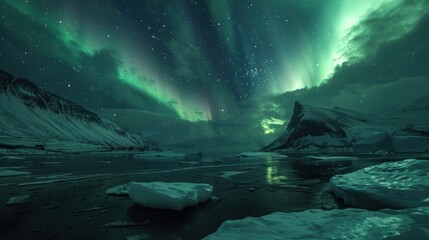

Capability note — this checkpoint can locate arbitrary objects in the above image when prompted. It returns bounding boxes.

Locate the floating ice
[128,182,213,211]
[219,171,247,179]
[7,194,31,205]
[200,157,224,163]
[203,208,429,239]
[330,159,429,209]
[102,219,149,228]
[106,183,131,196]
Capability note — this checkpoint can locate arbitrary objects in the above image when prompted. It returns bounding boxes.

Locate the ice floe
[102,219,149,228]
[218,171,247,179]
[200,157,224,163]
[106,183,131,196]
[6,194,31,205]
[203,208,429,239]
[128,181,213,210]
[330,159,429,209]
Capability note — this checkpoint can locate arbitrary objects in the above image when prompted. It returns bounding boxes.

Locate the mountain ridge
[263,100,429,153]
[0,69,150,154]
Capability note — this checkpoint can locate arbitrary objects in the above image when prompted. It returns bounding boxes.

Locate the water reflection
[265,157,288,185]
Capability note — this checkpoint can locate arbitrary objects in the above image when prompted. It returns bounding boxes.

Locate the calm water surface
[0,152,426,240]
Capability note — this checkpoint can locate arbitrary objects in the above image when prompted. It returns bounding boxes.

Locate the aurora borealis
[1,0,429,148]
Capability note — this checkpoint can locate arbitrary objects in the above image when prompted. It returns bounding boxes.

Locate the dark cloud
[265,3,429,120]
[0,2,176,114]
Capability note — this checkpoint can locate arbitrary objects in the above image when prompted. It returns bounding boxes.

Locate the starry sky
[1,0,429,150]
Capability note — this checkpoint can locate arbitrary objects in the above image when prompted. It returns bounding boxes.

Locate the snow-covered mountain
[263,101,429,153]
[0,69,149,153]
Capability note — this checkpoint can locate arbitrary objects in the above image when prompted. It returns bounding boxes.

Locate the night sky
[1,0,429,149]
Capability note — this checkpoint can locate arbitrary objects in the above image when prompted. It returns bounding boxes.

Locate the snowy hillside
[0,69,149,153]
[263,101,429,153]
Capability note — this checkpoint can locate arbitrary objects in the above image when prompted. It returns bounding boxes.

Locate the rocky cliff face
[0,69,149,153]
[263,102,371,151]
[263,101,429,153]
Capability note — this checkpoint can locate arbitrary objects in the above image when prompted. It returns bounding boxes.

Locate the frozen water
[106,183,131,196]
[203,208,429,239]
[7,194,31,205]
[330,159,429,209]
[128,181,213,210]
[218,171,247,179]
[200,157,224,163]
[101,219,149,228]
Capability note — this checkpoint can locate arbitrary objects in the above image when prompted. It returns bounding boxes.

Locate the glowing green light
[261,117,285,134]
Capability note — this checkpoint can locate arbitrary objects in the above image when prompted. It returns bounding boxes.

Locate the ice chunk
[219,171,247,179]
[330,159,429,209]
[102,219,149,228]
[239,152,287,158]
[203,208,429,239]
[128,182,213,211]
[200,157,224,163]
[7,194,31,205]
[0,169,31,177]
[106,183,131,196]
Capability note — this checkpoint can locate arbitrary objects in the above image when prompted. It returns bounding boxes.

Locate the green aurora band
[3,0,428,132]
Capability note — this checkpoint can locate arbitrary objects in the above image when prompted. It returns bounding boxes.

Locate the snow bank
[203,208,429,240]
[330,159,429,209]
[128,182,213,210]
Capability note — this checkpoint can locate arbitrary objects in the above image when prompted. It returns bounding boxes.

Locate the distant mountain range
[264,100,429,153]
[0,69,150,154]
